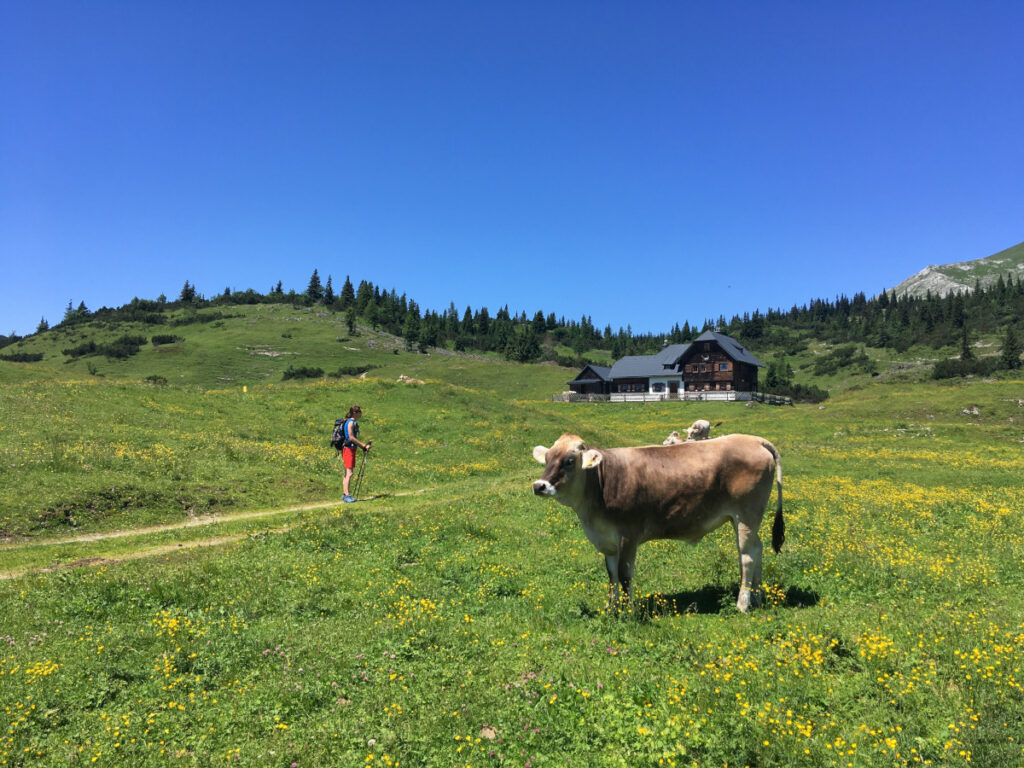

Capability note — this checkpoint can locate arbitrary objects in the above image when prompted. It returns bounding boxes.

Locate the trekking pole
[353,441,372,499]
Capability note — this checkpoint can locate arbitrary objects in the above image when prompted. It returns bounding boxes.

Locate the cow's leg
[733,518,763,612]
[604,554,621,609]
[603,536,639,613]
[616,536,639,601]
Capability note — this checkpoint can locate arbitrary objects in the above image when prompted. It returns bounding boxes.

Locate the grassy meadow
[2,307,1024,766]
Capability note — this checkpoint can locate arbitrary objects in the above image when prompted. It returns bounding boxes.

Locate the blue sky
[3,2,1022,337]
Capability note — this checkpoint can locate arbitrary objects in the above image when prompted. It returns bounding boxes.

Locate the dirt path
[0,532,275,581]
[0,500,341,550]
[0,489,429,581]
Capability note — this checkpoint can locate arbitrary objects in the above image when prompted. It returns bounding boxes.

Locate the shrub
[62,340,98,358]
[62,334,148,360]
[330,365,379,377]
[151,334,184,346]
[0,352,44,363]
[282,365,324,380]
[170,311,238,326]
[811,345,877,376]
[144,375,168,385]
[100,334,148,359]
[770,382,830,403]
[932,357,1000,380]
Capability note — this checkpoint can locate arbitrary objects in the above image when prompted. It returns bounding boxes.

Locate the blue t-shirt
[342,418,359,448]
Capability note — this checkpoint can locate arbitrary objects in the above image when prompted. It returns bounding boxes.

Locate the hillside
[3,325,1024,766]
[0,302,572,394]
[889,239,1024,299]
[2,246,1022,407]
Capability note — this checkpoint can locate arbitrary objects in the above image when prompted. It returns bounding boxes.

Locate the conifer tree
[402,301,421,349]
[340,276,355,309]
[1000,325,1022,370]
[355,280,375,313]
[959,326,974,361]
[179,281,196,303]
[324,275,335,304]
[305,269,323,302]
[532,311,546,334]
[36,317,49,333]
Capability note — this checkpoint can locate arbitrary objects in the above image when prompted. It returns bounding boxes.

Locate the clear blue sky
[3,1,1022,337]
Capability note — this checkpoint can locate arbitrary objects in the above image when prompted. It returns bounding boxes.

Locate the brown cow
[531,433,784,612]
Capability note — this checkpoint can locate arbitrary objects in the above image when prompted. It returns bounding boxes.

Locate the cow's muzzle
[532,480,556,497]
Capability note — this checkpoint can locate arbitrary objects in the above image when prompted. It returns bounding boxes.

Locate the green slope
[0,303,574,396]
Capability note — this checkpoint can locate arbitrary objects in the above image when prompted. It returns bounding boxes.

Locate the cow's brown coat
[532,433,784,612]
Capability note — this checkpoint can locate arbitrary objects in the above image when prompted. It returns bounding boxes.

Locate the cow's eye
[561,457,574,469]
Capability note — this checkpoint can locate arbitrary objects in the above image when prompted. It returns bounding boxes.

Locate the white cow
[686,419,712,441]
[662,419,713,445]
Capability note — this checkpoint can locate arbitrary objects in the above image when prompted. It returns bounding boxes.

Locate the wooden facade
[677,338,759,392]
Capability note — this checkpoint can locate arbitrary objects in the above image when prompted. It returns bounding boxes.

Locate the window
[719,363,730,371]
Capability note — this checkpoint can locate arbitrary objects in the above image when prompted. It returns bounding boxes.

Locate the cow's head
[531,433,602,499]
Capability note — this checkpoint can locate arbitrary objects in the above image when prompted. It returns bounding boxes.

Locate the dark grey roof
[609,355,673,380]
[652,343,691,367]
[693,330,764,367]
[571,365,611,382]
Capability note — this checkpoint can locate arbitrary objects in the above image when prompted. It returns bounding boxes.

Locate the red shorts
[342,446,357,469]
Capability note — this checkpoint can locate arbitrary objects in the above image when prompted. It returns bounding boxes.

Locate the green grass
[2,308,1024,767]
[933,240,1024,283]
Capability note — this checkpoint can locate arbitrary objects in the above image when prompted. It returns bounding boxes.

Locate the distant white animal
[662,419,713,446]
[685,419,712,441]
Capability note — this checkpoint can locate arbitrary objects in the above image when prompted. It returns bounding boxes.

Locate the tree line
[6,268,1022,373]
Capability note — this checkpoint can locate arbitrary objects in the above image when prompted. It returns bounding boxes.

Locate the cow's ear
[532,445,549,465]
[580,449,603,470]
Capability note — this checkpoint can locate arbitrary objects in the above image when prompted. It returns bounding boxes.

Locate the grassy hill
[2,301,1024,766]
[0,303,541,389]
[0,298,1000,400]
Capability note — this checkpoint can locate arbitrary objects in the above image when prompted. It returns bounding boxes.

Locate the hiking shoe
[342,495,356,503]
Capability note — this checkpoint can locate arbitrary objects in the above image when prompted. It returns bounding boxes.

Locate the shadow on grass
[636,583,821,618]
[572,584,821,620]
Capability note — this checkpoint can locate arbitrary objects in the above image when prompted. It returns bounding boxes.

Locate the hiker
[338,405,371,503]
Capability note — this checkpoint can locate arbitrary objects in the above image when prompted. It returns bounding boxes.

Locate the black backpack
[330,418,346,449]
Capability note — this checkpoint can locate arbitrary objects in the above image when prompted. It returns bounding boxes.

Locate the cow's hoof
[736,588,762,613]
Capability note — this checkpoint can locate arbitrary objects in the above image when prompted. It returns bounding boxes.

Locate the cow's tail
[762,440,785,553]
